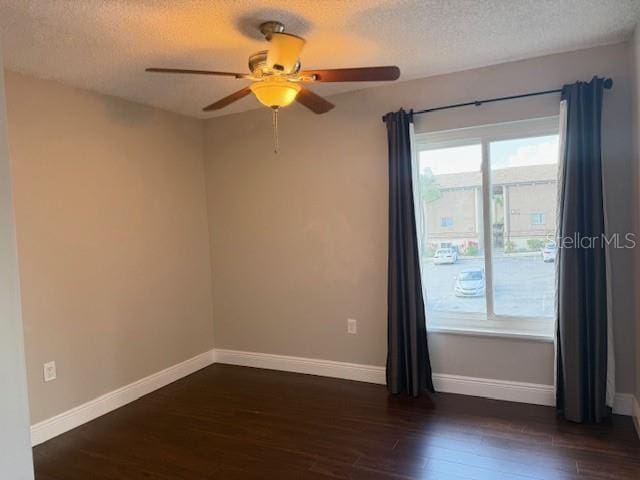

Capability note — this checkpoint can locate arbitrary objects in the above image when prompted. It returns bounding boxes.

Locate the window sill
[427,325,554,343]
[426,311,554,343]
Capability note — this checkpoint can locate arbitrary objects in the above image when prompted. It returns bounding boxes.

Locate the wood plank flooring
[34,364,640,479]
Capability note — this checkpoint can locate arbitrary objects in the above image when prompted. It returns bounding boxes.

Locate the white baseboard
[31,348,634,447]
[214,349,557,406]
[612,393,635,417]
[213,349,386,384]
[431,373,555,406]
[30,350,215,446]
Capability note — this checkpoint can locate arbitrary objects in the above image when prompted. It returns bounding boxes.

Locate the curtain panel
[384,108,434,397]
[556,77,613,423]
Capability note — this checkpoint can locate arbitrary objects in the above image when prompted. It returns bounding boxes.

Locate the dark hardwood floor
[34,364,640,479]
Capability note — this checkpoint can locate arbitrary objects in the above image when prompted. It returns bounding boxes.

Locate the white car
[433,248,458,265]
[542,242,557,262]
[454,268,485,297]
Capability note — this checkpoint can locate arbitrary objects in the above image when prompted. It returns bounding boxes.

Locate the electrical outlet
[43,361,56,382]
[347,318,357,334]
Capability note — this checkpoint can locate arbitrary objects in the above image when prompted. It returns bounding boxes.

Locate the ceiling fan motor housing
[248,51,268,76]
[248,50,301,77]
[259,21,286,40]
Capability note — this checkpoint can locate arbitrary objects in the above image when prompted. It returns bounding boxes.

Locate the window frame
[414,116,560,341]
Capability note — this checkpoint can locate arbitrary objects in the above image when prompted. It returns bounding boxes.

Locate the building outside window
[440,216,454,227]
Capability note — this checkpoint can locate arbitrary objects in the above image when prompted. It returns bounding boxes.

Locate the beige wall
[0,56,33,479]
[5,72,214,423]
[631,26,640,404]
[204,42,634,392]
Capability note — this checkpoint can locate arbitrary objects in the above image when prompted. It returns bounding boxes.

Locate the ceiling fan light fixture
[147,21,401,135]
[250,78,301,108]
[266,32,306,74]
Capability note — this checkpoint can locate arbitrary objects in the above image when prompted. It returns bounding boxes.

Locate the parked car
[454,268,485,297]
[542,242,557,263]
[445,245,460,256]
[433,248,458,265]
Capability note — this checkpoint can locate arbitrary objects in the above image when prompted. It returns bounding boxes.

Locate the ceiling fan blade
[296,87,335,114]
[302,66,400,82]
[203,87,253,111]
[146,68,247,78]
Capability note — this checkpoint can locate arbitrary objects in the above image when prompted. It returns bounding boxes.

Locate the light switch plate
[43,361,56,382]
[347,318,357,334]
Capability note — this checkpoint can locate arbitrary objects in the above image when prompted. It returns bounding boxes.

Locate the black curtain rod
[407,77,613,117]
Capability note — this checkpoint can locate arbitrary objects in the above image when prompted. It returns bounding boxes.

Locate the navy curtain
[556,77,612,423]
[384,108,434,397]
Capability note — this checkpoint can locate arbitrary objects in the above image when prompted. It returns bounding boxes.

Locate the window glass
[418,144,486,316]
[489,135,558,317]
[489,135,559,318]
[415,117,560,337]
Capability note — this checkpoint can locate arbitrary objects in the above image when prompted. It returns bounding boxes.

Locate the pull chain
[272,107,279,154]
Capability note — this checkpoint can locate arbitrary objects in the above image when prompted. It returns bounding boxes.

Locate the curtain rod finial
[603,78,613,90]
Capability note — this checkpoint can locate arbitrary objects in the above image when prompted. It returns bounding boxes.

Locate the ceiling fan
[146,21,401,152]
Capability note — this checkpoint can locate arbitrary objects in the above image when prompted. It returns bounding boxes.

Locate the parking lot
[422,253,556,318]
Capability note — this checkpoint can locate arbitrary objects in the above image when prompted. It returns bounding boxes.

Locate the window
[530,213,545,225]
[415,117,560,338]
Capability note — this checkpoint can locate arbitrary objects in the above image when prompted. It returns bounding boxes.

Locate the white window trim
[414,116,560,340]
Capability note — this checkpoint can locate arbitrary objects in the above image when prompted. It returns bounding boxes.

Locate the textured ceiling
[1,0,639,118]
